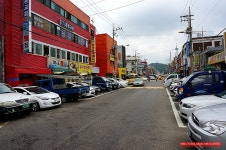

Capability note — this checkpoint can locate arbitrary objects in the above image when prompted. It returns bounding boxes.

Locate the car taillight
[179,87,183,94]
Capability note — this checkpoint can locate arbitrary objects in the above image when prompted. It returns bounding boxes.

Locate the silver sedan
[187,103,226,150]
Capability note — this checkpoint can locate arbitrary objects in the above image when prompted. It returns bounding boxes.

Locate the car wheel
[61,95,67,103]
[32,102,40,112]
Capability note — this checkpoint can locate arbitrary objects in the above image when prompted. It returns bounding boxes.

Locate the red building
[0,0,93,86]
[96,34,118,77]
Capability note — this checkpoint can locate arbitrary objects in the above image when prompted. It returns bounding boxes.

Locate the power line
[89,0,144,16]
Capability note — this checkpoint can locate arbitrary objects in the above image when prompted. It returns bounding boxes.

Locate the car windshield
[134,78,142,81]
[25,87,49,94]
[0,83,15,94]
[215,90,226,99]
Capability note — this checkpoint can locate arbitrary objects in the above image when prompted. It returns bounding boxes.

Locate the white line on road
[0,122,8,129]
[166,88,186,128]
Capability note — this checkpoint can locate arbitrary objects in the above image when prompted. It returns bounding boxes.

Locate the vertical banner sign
[90,39,96,64]
[224,32,226,63]
[23,0,30,52]
[186,42,190,56]
[23,21,29,53]
[23,0,29,18]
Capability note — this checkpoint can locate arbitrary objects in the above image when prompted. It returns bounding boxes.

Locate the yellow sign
[193,54,199,65]
[78,63,92,74]
[110,54,114,61]
[69,61,92,74]
[208,51,225,65]
[90,39,96,64]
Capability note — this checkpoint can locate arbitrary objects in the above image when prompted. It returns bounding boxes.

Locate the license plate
[22,104,29,109]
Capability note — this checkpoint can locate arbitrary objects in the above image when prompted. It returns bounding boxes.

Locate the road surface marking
[0,122,8,129]
[125,86,164,89]
[166,88,186,128]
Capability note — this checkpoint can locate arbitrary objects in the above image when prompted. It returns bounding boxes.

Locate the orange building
[96,34,118,77]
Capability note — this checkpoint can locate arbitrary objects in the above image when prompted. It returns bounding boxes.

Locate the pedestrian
[156,77,158,82]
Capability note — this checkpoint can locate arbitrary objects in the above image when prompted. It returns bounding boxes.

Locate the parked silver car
[179,90,226,120]
[187,103,226,150]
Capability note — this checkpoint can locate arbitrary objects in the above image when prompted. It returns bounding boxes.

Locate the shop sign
[92,67,100,74]
[208,51,225,65]
[48,57,69,70]
[23,21,29,52]
[59,19,74,31]
[110,54,114,61]
[90,39,96,64]
[193,54,199,65]
[23,0,29,18]
[78,63,92,74]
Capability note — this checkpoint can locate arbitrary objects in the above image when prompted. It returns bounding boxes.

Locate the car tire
[32,102,40,112]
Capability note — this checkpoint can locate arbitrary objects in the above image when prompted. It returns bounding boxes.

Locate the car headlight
[202,121,226,135]
[183,103,196,108]
[0,101,17,107]
[36,96,49,100]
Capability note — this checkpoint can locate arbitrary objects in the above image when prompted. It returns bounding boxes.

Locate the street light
[112,25,122,79]
[135,51,140,74]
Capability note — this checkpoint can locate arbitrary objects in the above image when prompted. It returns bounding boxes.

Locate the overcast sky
[70,0,226,64]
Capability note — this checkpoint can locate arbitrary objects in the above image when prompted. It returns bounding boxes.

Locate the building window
[60,8,65,16]
[83,56,86,63]
[74,34,78,43]
[57,49,60,59]
[45,0,51,7]
[50,47,56,57]
[71,15,78,24]
[51,1,60,13]
[50,23,56,35]
[79,55,82,62]
[44,45,49,56]
[56,26,61,36]
[32,42,35,54]
[76,54,79,62]
[72,53,75,61]
[61,50,66,59]
[85,57,88,63]
[35,43,42,55]
[67,51,71,60]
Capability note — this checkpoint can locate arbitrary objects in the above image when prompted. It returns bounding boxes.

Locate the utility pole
[112,24,122,78]
[180,6,193,76]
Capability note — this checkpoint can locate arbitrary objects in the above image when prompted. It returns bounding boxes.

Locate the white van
[164,74,181,87]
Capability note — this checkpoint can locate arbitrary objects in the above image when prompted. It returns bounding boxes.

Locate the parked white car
[14,86,61,111]
[164,73,181,87]
[116,78,128,88]
[179,90,226,120]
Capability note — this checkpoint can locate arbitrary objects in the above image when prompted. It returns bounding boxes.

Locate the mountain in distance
[149,63,167,74]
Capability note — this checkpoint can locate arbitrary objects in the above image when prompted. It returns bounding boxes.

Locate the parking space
[166,88,188,128]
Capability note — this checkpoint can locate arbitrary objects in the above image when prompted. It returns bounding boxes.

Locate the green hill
[149,63,167,73]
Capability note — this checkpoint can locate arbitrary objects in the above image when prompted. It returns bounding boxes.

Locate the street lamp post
[135,51,140,74]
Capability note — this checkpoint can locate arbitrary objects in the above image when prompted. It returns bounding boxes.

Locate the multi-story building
[126,55,142,75]
[173,35,224,76]
[0,0,94,86]
[95,33,118,77]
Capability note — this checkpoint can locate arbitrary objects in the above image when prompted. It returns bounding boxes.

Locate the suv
[92,76,112,91]
[0,83,37,115]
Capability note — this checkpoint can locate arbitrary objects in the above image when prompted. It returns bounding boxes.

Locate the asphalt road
[0,80,195,150]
